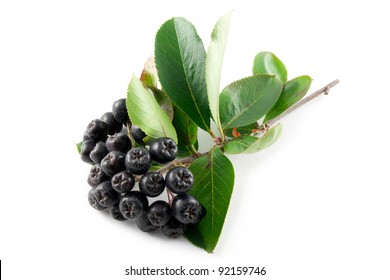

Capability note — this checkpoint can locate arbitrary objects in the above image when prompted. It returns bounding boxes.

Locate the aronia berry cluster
[80,98,205,238]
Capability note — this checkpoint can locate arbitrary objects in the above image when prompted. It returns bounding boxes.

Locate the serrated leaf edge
[154,17,211,132]
[221,74,282,129]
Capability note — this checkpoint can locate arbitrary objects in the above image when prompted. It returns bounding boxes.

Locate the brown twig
[260,79,340,132]
[157,152,208,173]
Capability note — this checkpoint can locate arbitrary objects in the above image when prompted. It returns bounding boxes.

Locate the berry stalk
[126,123,137,148]
[157,152,208,173]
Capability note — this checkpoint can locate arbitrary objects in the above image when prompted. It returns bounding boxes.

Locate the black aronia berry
[130,125,146,145]
[77,13,339,252]
[100,151,126,177]
[119,191,149,219]
[111,171,135,194]
[149,137,178,163]
[78,95,205,239]
[88,164,107,187]
[106,133,132,153]
[165,166,194,194]
[101,112,123,135]
[139,172,165,197]
[147,200,172,227]
[125,147,151,175]
[78,102,204,239]
[85,119,108,142]
[90,141,108,164]
[171,193,203,224]
[94,181,120,207]
[112,98,129,124]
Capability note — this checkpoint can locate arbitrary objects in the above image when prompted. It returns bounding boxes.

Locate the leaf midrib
[131,87,168,136]
[173,20,209,131]
[222,79,276,129]
[129,80,172,138]
[210,148,215,243]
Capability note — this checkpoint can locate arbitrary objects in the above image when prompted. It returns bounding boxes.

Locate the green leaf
[76,141,82,154]
[139,57,174,121]
[224,124,282,154]
[253,52,288,83]
[186,148,235,253]
[172,106,198,146]
[224,122,259,138]
[126,75,177,143]
[177,142,198,157]
[155,17,211,131]
[140,56,158,88]
[264,75,312,122]
[148,163,165,172]
[219,75,283,129]
[148,86,174,121]
[206,12,232,130]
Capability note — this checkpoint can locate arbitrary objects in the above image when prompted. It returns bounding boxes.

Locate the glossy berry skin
[165,166,194,193]
[149,137,178,163]
[88,164,108,187]
[101,112,123,135]
[119,191,148,219]
[83,132,92,142]
[80,140,96,164]
[162,217,187,238]
[109,203,127,221]
[125,147,151,175]
[172,193,203,224]
[106,133,131,153]
[147,200,171,227]
[85,119,108,142]
[136,212,159,232]
[139,172,165,197]
[90,141,108,164]
[93,181,120,207]
[88,189,107,210]
[112,98,129,124]
[130,125,146,145]
[100,151,126,177]
[111,171,135,193]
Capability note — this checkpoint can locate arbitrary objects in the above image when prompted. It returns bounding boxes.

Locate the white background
[1,0,389,279]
